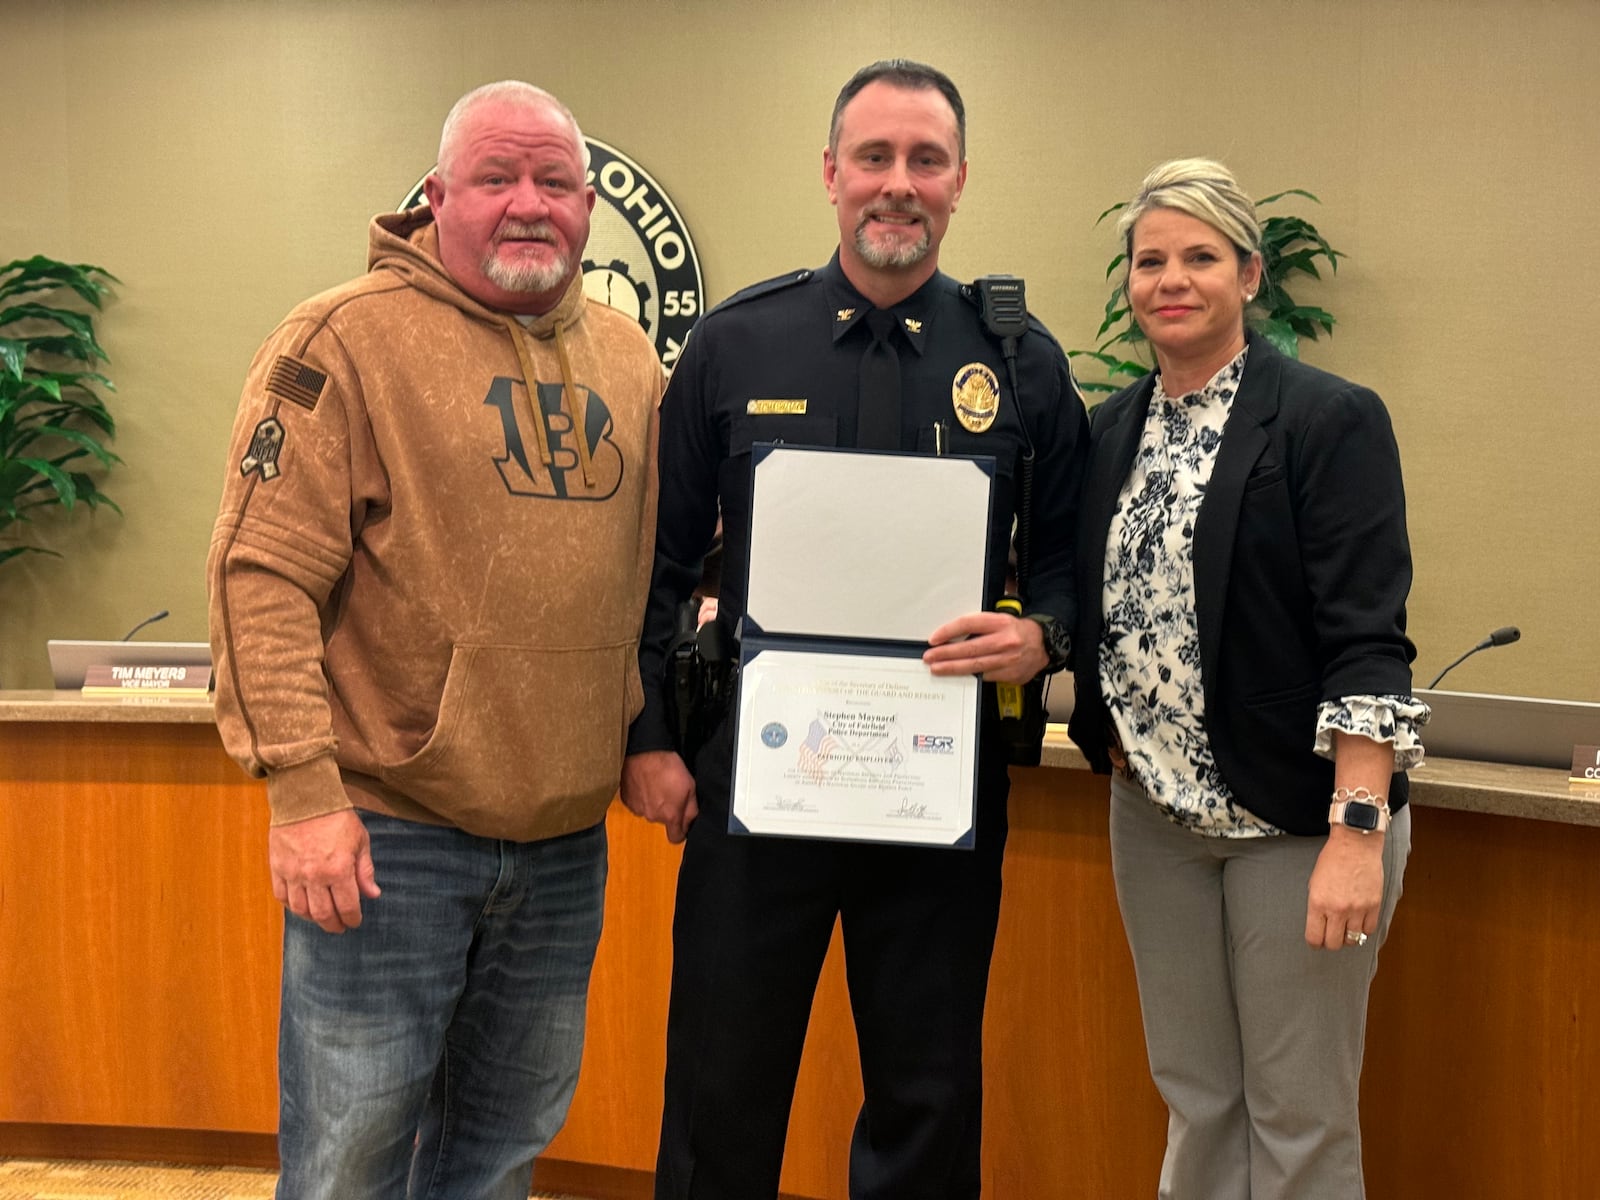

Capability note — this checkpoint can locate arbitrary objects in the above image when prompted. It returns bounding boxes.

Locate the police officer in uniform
[621,60,1089,1199]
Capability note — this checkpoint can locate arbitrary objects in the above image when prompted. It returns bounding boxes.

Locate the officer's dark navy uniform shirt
[629,251,1090,756]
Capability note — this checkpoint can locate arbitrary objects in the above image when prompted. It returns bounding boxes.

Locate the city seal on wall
[401,137,704,371]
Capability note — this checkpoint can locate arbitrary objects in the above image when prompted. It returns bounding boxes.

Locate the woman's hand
[1309,729,1394,949]
[1305,827,1384,950]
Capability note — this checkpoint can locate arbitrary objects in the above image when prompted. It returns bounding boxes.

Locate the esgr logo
[400,137,703,371]
[912,734,955,754]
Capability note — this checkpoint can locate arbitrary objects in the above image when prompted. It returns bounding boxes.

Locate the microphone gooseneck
[121,610,171,641]
[1427,626,1522,689]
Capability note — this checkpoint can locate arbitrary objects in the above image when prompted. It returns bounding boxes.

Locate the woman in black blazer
[1067,159,1425,1199]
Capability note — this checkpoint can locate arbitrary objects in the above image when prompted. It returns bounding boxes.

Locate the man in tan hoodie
[209,81,661,1199]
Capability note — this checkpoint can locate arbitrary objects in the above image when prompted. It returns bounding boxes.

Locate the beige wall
[5,0,1597,700]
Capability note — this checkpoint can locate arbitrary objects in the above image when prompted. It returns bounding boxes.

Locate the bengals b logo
[485,377,622,500]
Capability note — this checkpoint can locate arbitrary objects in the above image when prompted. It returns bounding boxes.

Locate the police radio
[972,276,1048,766]
[993,596,1048,767]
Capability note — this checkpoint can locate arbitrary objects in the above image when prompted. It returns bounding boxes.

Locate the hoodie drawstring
[503,317,596,489]
[552,321,596,488]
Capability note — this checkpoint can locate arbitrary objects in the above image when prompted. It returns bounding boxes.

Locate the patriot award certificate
[731,645,979,846]
[729,445,995,848]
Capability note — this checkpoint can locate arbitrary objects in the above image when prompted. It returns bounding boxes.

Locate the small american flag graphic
[796,719,838,779]
[266,355,328,410]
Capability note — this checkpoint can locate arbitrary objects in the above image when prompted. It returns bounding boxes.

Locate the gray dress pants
[1109,774,1410,1200]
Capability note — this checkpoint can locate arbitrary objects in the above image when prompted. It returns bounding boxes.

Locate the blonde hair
[1116,158,1261,264]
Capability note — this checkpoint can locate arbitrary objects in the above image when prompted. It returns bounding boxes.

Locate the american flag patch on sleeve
[266,356,328,410]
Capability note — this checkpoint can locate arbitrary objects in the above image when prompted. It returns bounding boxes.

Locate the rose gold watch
[1329,787,1391,834]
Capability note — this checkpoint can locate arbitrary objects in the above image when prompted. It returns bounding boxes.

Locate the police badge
[951,362,1001,434]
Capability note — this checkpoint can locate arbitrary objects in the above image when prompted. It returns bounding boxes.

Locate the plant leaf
[1272,248,1324,280]
[0,338,24,381]
[0,303,98,340]
[43,427,122,468]
[1103,326,1147,351]
[9,457,79,507]
[10,334,103,364]
[1094,287,1129,337]
[0,545,61,566]
[1255,318,1300,358]
[0,257,119,307]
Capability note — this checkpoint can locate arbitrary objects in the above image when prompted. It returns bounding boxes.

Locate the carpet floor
[0,1159,275,1199]
[0,1160,584,1200]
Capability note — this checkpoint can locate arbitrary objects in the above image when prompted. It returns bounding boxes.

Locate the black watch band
[1026,614,1072,674]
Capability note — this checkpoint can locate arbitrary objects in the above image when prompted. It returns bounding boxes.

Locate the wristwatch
[1328,787,1392,834]
[1025,614,1072,675]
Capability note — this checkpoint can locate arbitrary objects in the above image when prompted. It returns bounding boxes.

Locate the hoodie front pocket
[378,641,632,840]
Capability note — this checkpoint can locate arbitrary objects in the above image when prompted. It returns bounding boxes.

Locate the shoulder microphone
[974,275,1029,342]
[973,275,1037,585]
[1426,626,1520,689]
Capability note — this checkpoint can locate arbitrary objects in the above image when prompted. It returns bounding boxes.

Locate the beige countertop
[0,688,218,725]
[4,692,1595,825]
[1035,727,1599,826]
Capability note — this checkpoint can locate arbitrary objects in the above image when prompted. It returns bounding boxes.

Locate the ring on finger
[1344,928,1368,947]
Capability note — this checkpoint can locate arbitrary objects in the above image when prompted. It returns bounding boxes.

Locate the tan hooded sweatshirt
[208,208,661,841]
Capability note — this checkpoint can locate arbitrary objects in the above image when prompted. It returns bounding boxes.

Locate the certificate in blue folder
[730,444,995,848]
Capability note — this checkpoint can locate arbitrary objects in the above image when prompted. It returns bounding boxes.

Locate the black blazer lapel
[1193,339,1282,682]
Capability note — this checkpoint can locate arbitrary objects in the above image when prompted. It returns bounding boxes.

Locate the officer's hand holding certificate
[731,446,993,848]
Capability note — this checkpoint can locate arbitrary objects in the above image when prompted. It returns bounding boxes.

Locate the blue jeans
[275,811,607,1200]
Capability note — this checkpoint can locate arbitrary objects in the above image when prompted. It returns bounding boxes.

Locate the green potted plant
[0,255,122,567]
[1069,190,1344,395]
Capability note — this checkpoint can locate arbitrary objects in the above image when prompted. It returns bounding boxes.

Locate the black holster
[665,601,737,765]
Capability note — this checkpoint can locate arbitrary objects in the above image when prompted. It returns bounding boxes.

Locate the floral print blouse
[1098,346,1427,837]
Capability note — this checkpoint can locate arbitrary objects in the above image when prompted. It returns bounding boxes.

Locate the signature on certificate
[772,796,812,813]
[888,797,932,820]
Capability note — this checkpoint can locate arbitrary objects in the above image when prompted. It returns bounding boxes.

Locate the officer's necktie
[857,308,902,450]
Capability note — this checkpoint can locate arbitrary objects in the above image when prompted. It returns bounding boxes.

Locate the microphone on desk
[121,610,170,641]
[1426,626,1521,689]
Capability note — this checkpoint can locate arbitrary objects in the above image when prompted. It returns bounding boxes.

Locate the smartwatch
[1329,787,1392,834]
[1025,613,1073,674]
